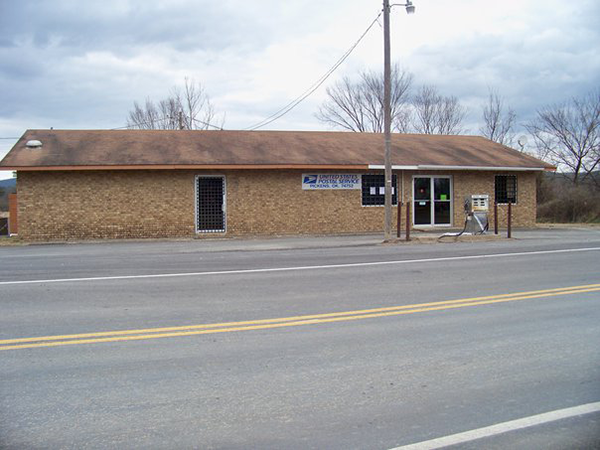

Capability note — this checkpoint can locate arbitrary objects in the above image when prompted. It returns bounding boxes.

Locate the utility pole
[383,0,393,240]
[178,111,184,130]
[382,0,415,241]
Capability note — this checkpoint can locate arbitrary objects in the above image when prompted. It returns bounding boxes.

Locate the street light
[383,0,415,241]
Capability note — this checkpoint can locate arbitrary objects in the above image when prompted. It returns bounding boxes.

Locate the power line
[0,137,20,139]
[4,12,381,135]
[244,10,383,131]
[111,115,173,130]
[192,117,223,130]
[112,114,223,131]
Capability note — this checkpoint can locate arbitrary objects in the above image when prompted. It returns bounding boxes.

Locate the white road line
[392,401,600,450]
[1,247,599,286]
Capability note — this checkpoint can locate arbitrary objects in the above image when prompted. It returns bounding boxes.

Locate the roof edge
[2,164,369,172]
[3,163,558,172]
[368,164,555,172]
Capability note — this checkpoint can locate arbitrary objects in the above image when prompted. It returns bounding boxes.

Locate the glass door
[414,177,431,225]
[413,176,452,226]
[433,177,451,225]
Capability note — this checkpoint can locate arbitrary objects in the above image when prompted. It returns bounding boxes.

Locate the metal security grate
[196,176,225,232]
[361,174,397,206]
[495,175,517,204]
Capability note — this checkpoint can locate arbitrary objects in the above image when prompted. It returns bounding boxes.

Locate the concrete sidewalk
[1,225,598,253]
[0,229,485,251]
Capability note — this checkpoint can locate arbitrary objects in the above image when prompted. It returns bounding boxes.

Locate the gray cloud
[406,0,600,132]
[0,0,598,175]
[2,2,230,53]
[0,0,325,55]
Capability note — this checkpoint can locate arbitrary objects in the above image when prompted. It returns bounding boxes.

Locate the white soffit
[368,164,545,171]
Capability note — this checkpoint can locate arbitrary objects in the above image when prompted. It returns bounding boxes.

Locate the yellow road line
[1,284,598,351]
[2,283,598,346]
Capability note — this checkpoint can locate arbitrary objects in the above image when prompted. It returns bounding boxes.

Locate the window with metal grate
[495,175,517,204]
[361,174,397,206]
[196,176,225,232]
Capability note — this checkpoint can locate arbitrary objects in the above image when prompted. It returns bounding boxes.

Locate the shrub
[537,175,600,223]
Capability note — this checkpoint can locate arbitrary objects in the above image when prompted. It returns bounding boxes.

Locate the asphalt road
[1,228,600,449]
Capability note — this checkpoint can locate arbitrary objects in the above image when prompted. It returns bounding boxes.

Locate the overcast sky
[1,0,599,178]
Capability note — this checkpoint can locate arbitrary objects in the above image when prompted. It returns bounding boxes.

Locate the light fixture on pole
[382,0,415,241]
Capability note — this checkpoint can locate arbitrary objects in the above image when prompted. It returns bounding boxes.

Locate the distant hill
[541,170,600,187]
[0,178,16,189]
[0,178,16,211]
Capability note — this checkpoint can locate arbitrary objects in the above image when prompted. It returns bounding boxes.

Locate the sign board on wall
[302,174,361,190]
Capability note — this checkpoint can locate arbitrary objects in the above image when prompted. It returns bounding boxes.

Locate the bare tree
[316,65,413,132]
[525,89,600,185]
[411,85,467,135]
[479,88,516,146]
[127,78,221,130]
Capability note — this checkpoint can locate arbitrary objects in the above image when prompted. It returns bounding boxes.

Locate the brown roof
[0,129,555,171]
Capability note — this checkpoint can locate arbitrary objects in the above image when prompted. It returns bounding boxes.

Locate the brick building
[0,130,554,240]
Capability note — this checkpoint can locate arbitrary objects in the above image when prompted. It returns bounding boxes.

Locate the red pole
[406,201,411,242]
[507,201,512,238]
[397,201,402,238]
[8,193,18,235]
[494,201,498,235]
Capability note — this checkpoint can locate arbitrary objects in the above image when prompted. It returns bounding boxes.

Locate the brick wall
[395,171,535,230]
[445,171,537,228]
[227,170,387,235]
[16,169,537,240]
[17,171,195,240]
